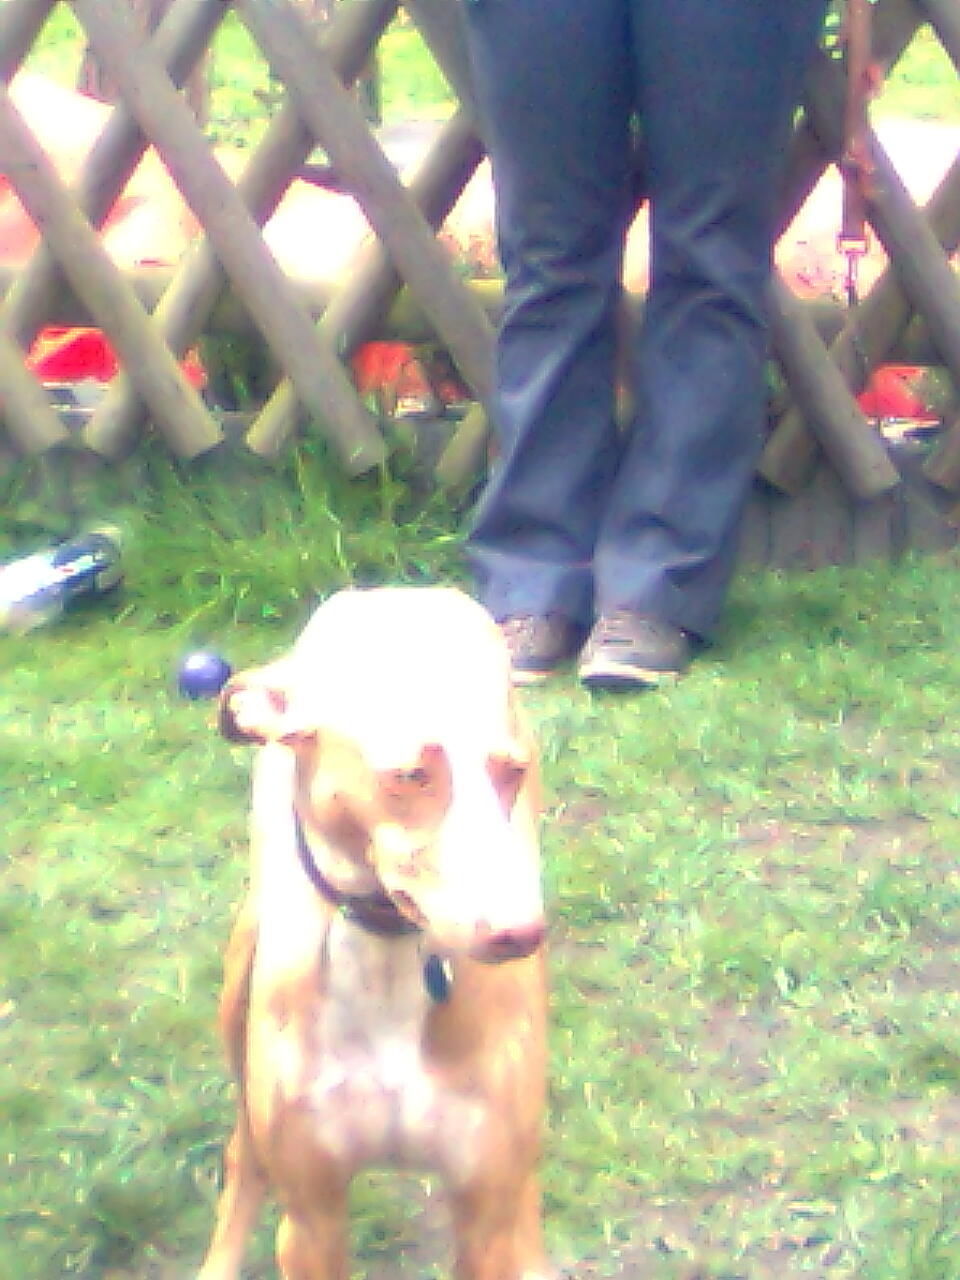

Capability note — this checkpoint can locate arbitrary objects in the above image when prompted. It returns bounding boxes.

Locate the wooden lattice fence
[1,0,960,566]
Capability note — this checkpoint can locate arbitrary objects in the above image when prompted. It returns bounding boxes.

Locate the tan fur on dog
[197,587,552,1280]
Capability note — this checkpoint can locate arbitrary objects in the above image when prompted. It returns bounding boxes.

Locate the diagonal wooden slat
[250,107,485,457]
[761,32,903,500]
[0,1,68,453]
[759,0,923,490]
[813,12,960,360]
[922,0,960,66]
[916,0,960,489]
[805,48,960,363]
[235,0,494,402]
[82,0,398,459]
[774,0,921,245]
[0,327,70,453]
[762,15,960,493]
[766,276,900,499]
[248,0,488,458]
[0,80,222,456]
[1,0,953,527]
[849,141,960,388]
[314,0,485,359]
[71,0,385,472]
[2,0,226,349]
[0,0,55,81]
[325,111,485,355]
[766,150,960,492]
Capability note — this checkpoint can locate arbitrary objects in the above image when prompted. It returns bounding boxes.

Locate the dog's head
[219,588,546,964]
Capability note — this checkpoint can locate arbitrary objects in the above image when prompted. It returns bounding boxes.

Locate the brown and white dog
[197,587,551,1280]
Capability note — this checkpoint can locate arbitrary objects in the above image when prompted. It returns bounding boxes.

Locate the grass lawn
[873,25,960,122]
[4,8,960,1280]
[2,448,960,1278]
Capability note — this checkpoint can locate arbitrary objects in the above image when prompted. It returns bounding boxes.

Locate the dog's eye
[392,767,431,788]
[381,747,448,813]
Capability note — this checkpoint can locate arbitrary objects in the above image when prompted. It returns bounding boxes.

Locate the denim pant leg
[592,0,829,638]
[461,0,634,626]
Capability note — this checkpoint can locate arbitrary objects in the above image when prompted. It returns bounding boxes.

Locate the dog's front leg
[274,1191,350,1280]
[197,901,266,1279]
[449,1172,554,1280]
[196,1119,268,1280]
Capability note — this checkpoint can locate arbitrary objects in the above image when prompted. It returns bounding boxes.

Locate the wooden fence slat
[0,0,55,80]
[0,0,59,456]
[771,0,923,255]
[81,0,397,459]
[0,328,70,453]
[71,0,385,471]
[327,111,485,352]
[2,0,957,552]
[852,487,901,563]
[394,0,499,484]
[863,148,960,383]
[0,82,222,457]
[763,277,900,498]
[922,0,960,70]
[823,154,960,389]
[236,0,494,402]
[434,399,489,492]
[2,0,225,349]
[737,483,773,568]
[0,265,949,369]
[0,262,496,338]
[246,0,485,455]
[769,150,960,492]
[915,0,960,491]
[775,0,920,240]
[759,0,923,489]
[803,42,960,389]
[762,32,960,492]
[251,107,484,456]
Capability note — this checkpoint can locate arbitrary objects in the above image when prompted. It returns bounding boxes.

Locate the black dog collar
[293,810,422,939]
[292,811,454,1001]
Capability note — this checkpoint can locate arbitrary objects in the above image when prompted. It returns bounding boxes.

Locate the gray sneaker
[579,612,692,690]
[499,614,585,685]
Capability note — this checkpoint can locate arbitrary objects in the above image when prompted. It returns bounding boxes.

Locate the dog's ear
[218,666,303,744]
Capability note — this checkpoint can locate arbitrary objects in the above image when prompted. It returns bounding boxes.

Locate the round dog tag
[423,954,453,1003]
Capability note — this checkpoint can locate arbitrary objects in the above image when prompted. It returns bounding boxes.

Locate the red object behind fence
[26,325,206,388]
[856,365,931,420]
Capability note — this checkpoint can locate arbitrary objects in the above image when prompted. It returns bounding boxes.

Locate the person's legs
[591,0,827,645]
[462,0,634,631]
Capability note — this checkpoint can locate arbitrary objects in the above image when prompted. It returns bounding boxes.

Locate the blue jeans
[462,0,827,637]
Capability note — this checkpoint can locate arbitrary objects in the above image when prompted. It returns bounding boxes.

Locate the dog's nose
[473,920,546,963]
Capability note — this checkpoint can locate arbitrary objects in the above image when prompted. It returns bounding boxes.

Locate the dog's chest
[294,923,485,1180]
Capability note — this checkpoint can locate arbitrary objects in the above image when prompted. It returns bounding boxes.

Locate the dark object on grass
[178,651,233,700]
[0,527,123,634]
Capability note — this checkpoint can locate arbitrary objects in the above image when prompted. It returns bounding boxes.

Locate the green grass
[3,452,960,1278]
[876,25,960,122]
[23,11,457,150]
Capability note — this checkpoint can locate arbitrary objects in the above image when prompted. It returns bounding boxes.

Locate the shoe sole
[511,665,560,687]
[578,655,682,690]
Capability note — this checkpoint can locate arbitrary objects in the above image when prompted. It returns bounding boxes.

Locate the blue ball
[178,651,233,700]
